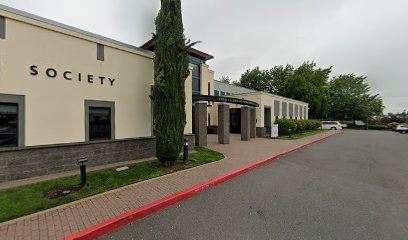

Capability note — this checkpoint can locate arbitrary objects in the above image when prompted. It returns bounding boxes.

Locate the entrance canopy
[192,94,259,107]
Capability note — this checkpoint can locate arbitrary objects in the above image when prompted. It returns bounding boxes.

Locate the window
[192,63,200,94]
[89,107,111,140]
[0,16,5,39]
[189,56,205,95]
[274,100,280,116]
[97,43,104,61]
[289,103,294,117]
[85,101,115,141]
[282,102,287,116]
[0,94,25,147]
[221,91,226,96]
[214,90,219,96]
[0,103,18,147]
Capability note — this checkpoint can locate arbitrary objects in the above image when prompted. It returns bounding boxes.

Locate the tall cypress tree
[152,0,190,165]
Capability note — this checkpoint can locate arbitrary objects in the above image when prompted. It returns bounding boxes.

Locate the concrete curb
[65,131,342,240]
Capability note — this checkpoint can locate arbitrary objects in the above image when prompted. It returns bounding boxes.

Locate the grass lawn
[277,130,329,140]
[0,147,224,223]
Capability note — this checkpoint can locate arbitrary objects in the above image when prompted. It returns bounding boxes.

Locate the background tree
[328,74,384,121]
[219,75,231,84]
[237,65,293,95]
[282,62,331,119]
[236,67,272,92]
[151,0,191,165]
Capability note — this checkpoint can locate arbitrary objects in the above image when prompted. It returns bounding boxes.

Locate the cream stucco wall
[0,11,194,146]
[199,64,215,126]
[200,64,214,96]
[184,66,193,134]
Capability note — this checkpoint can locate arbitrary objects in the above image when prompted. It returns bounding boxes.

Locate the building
[209,81,309,136]
[0,4,308,183]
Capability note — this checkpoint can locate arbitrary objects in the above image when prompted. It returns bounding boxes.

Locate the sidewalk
[0,131,338,240]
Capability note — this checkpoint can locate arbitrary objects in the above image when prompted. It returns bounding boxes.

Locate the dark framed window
[89,107,111,140]
[0,16,5,39]
[214,90,219,96]
[0,103,18,147]
[192,63,200,93]
[97,43,104,61]
[0,94,25,147]
[85,100,115,141]
[189,56,204,95]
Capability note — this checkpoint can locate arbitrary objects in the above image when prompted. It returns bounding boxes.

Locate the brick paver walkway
[0,131,337,240]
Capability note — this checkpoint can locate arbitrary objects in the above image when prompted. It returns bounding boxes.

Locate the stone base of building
[256,127,267,137]
[0,135,195,184]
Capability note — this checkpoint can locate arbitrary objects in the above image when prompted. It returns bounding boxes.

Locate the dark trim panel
[0,15,5,39]
[274,100,280,116]
[85,100,115,141]
[0,94,25,147]
[97,43,104,61]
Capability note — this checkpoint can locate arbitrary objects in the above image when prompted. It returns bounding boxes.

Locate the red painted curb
[65,131,342,240]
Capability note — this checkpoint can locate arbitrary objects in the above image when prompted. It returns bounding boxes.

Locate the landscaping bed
[0,147,224,223]
[277,130,329,140]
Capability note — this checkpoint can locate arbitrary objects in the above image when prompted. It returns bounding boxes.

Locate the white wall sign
[271,124,279,138]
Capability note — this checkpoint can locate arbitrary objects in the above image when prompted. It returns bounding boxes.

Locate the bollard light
[289,128,292,139]
[77,157,88,186]
[183,139,189,165]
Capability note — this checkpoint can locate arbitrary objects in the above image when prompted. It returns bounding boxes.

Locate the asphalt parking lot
[102,130,408,240]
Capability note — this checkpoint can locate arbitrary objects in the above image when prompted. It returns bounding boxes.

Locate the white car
[395,125,408,134]
[321,121,343,130]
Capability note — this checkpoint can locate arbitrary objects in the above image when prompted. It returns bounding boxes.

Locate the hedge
[274,118,297,135]
[274,119,322,135]
[368,125,391,130]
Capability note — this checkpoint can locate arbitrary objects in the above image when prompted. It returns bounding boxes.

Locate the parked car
[395,125,408,134]
[388,122,401,131]
[354,120,366,128]
[321,121,343,130]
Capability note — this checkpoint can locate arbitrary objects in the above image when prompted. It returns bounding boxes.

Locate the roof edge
[140,38,214,61]
[0,4,154,56]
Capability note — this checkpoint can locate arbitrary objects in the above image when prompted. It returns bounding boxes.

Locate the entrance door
[229,108,241,134]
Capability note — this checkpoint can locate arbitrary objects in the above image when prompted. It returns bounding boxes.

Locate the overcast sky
[1,0,407,113]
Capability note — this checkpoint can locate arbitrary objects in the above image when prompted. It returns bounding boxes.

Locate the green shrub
[275,118,297,135]
[295,120,306,133]
[303,120,315,130]
[368,125,390,130]
[312,120,322,129]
